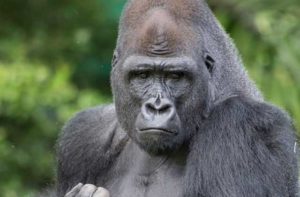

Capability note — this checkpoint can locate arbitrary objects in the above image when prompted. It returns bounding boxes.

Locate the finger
[77,184,98,197]
[65,183,83,197]
[93,187,110,197]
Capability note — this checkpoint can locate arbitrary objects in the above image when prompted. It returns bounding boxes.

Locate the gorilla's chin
[135,129,183,155]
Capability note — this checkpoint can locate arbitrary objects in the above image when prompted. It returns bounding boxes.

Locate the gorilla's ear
[112,49,120,67]
[204,51,215,74]
[202,81,216,119]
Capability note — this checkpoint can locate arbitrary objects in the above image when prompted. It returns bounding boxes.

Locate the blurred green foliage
[0,0,299,196]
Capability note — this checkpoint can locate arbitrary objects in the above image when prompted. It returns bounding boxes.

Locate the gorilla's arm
[185,96,298,197]
[57,105,127,197]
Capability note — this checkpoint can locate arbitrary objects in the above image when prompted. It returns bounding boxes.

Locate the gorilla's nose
[141,96,175,120]
[137,95,179,135]
[145,100,172,114]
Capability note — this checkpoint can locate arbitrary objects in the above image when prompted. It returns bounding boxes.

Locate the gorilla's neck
[121,140,188,177]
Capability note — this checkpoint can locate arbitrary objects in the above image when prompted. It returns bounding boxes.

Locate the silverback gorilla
[57,0,299,196]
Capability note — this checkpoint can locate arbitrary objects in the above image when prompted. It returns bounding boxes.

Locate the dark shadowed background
[0,0,299,196]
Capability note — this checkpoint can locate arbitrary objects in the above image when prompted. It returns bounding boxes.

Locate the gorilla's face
[111,8,214,154]
[112,55,212,154]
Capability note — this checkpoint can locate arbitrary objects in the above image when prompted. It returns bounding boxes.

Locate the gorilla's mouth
[138,128,178,135]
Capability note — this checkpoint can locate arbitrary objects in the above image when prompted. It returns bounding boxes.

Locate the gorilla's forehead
[122,8,184,56]
[121,6,198,57]
[122,55,198,71]
[123,0,203,26]
[135,8,183,56]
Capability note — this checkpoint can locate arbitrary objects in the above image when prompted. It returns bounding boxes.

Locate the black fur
[185,96,298,197]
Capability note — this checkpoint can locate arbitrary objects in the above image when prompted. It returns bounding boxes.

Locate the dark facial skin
[126,56,196,152]
[112,53,212,154]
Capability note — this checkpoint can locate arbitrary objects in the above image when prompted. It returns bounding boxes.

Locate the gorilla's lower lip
[138,128,177,135]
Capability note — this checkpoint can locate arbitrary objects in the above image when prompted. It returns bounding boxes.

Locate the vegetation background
[0,0,299,196]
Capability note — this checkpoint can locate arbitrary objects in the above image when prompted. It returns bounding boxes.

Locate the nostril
[145,103,157,114]
[145,102,172,115]
[158,104,171,114]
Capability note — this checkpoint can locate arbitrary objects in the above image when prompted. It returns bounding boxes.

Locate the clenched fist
[65,183,110,197]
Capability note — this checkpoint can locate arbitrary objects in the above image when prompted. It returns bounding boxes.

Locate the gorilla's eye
[136,71,150,79]
[204,54,215,73]
[166,72,184,80]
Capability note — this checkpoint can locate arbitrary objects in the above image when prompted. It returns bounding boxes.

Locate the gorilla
[57,0,299,196]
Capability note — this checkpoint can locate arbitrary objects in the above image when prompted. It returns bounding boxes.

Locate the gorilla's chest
[107,163,185,197]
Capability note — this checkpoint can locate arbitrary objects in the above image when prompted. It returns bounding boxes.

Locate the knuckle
[82,184,96,189]
[98,187,109,192]
[94,187,110,197]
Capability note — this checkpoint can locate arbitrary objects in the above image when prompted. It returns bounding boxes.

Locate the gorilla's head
[111,0,261,154]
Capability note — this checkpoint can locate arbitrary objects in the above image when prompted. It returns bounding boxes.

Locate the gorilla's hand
[64,183,110,197]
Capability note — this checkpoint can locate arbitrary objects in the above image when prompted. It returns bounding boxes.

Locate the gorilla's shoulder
[213,96,293,132]
[60,104,122,141]
[207,96,296,152]
[57,104,128,173]
[64,104,117,129]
